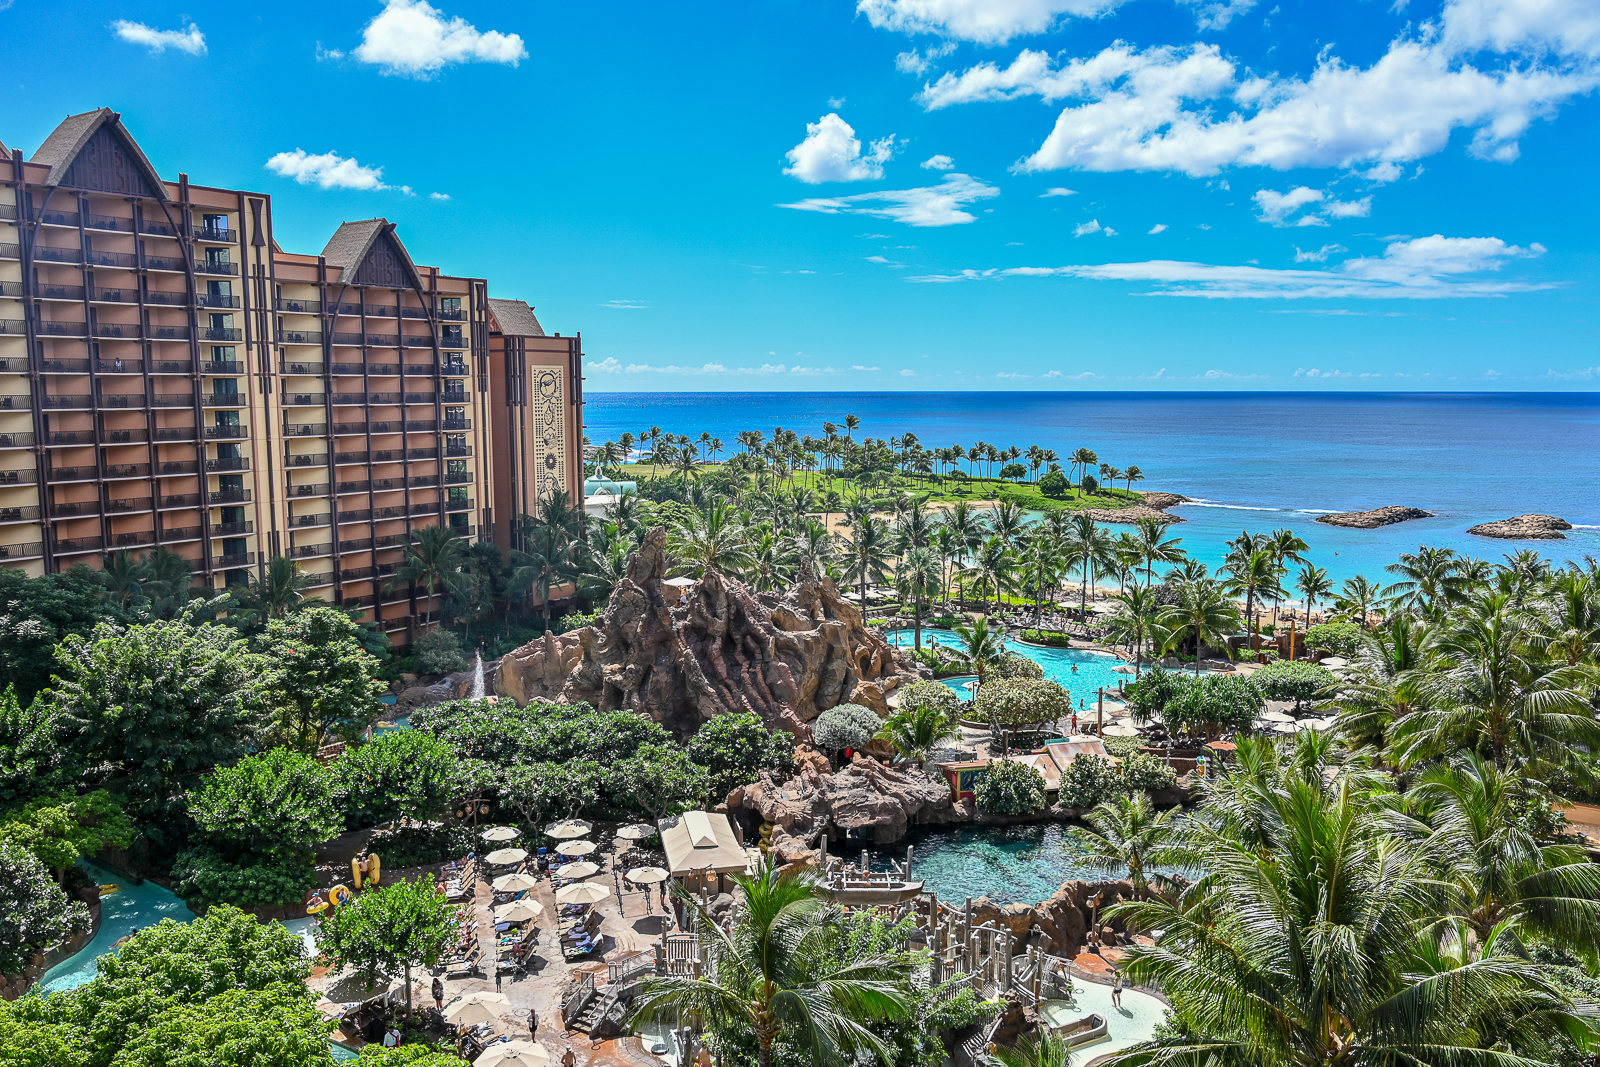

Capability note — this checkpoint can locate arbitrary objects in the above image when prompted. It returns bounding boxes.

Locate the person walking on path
[431,977,444,1012]
[529,1008,538,1039]
[562,1047,577,1067]
[1112,971,1124,1009]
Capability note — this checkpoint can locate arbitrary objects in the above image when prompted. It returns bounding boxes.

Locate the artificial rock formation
[495,527,923,739]
[1468,514,1573,540]
[1316,505,1434,529]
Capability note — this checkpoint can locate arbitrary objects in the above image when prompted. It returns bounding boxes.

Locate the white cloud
[783,114,896,184]
[353,0,526,78]
[1295,367,1354,377]
[1074,219,1107,236]
[859,0,1252,43]
[429,191,450,200]
[906,234,1550,298]
[865,255,905,268]
[828,96,847,108]
[264,149,389,191]
[922,154,956,170]
[1103,225,1118,235]
[1039,187,1078,197]
[1324,196,1372,218]
[895,41,957,75]
[1148,223,1169,234]
[592,358,622,372]
[1253,186,1324,224]
[996,371,1034,378]
[1294,243,1347,262]
[778,173,1000,227]
[1202,368,1269,378]
[900,368,916,376]
[112,20,206,54]
[1363,161,1405,183]
[922,1,1600,177]
[853,364,882,371]
[599,300,650,309]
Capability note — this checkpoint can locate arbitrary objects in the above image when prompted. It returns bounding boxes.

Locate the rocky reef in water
[1085,491,1189,526]
[495,527,923,740]
[1316,505,1434,529]
[1468,514,1573,540]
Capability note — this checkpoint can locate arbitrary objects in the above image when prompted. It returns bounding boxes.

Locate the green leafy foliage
[0,565,122,706]
[169,847,319,911]
[685,712,796,799]
[0,789,133,878]
[333,730,462,830]
[355,1047,463,1066]
[365,823,477,869]
[991,651,1046,680]
[975,678,1072,729]
[974,758,1048,814]
[896,681,963,720]
[811,703,883,756]
[1250,661,1335,706]
[107,984,332,1067]
[1038,470,1070,498]
[613,741,708,819]
[1058,754,1122,809]
[0,685,76,808]
[1119,751,1179,792]
[1163,673,1263,739]
[0,839,88,973]
[1304,621,1362,658]
[259,607,387,752]
[1020,629,1073,647]
[412,699,667,765]
[188,748,342,865]
[317,877,461,1015]
[412,627,466,675]
[44,620,266,835]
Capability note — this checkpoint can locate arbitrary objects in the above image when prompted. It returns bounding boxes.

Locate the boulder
[1316,505,1433,529]
[730,755,957,854]
[1468,514,1573,540]
[495,528,922,740]
[988,992,1043,1050]
[1032,879,1135,957]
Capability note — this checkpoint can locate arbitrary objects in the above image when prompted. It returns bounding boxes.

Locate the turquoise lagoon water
[38,861,197,993]
[884,628,1129,711]
[863,823,1112,906]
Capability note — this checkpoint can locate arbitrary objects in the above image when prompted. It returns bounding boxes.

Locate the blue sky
[6,0,1597,390]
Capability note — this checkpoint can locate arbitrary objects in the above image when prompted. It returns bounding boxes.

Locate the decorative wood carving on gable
[351,232,411,288]
[59,124,159,198]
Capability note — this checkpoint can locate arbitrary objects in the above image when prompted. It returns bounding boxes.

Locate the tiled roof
[29,108,170,201]
[320,218,426,289]
[487,297,545,337]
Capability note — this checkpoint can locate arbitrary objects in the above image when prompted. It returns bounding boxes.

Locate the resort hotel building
[0,108,585,640]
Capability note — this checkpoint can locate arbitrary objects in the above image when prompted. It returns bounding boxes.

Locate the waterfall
[469,651,485,700]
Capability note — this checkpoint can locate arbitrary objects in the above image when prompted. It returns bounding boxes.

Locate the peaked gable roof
[320,219,426,290]
[30,108,169,201]
[487,298,545,338]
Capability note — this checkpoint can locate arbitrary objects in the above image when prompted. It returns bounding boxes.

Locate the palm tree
[987,1030,1072,1067]
[877,702,959,769]
[1124,464,1144,496]
[896,546,940,651]
[841,514,892,613]
[1070,447,1097,487]
[511,519,582,628]
[1104,586,1167,676]
[669,502,753,578]
[387,525,468,630]
[1070,792,1182,901]
[785,518,834,580]
[1222,547,1284,650]
[1384,545,1464,617]
[1330,614,1432,752]
[100,549,148,610]
[1132,516,1184,590]
[673,440,700,484]
[1334,574,1384,629]
[241,554,316,620]
[1112,776,1588,1067]
[1063,512,1113,612]
[632,859,911,1067]
[1294,564,1333,641]
[990,500,1027,546]
[962,535,1015,616]
[643,425,664,480]
[952,616,1007,684]
[1159,576,1243,674]
[1016,530,1064,627]
[944,501,988,609]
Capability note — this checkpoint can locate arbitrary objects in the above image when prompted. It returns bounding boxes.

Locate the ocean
[582,392,1600,587]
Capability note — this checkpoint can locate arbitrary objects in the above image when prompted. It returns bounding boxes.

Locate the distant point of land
[1467,514,1573,540]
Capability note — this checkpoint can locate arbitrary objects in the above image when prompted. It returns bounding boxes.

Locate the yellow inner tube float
[327,884,353,908]
[98,883,121,897]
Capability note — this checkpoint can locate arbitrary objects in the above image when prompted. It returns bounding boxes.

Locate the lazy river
[37,860,197,993]
[883,628,1131,711]
[863,823,1121,906]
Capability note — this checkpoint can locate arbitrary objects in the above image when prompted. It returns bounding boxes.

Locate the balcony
[37,283,85,300]
[0,505,41,522]
[205,425,248,439]
[40,209,80,227]
[47,466,95,482]
[98,358,145,373]
[276,297,321,313]
[410,474,440,489]
[340,509,373,523]
[0,244,19,260]
[333,362,399,376]
[158,493,201,509]
[40,395,92,410]
[442,419,471,431]
[278,330,322,345]
[192,225,232,242]
[138,218,176,237]
[288,483,329,498]
[108,531,156,549]
[106,497,152,514]
[202,361,244,375]
[38,321,88,338]
[96,394,146,409]
[406,447,438,460]
[50,500,100,518]
[283,423,327,438]
[152,393,195,407]
[0,432,35,447]
[281,361,325,375]
[105,463,152,479]
[53,536,104,554]
[195,293,240,309]
[33,247,82,265]
[338,480,374,494]
[38,355,91,371]
[404,392,438,404]
[441,390,467,404]
[340,542,375,557]
[330,332,364,346]
[212,520,253,536]
[285,453,328,468]
[143,254,186,272]
[341,592,378,608]
[375,533,409,548]
[0,468,38,484]
[291,513,330,528]
[199,328,242,342]
[0,542,43,560]
[213,551,255,567]
[148,325,192,341]
[160,525,201,543]
[197,260,238,276]
[342,563,398,582]
[333,451,368,465]
[406,422,438,434]
[48,430,102,445]
[0,320,25,337]
[364,334,400,348]
[0,396,32,411]
[140,289,187,306]
[93,323,141,340]
[444,470,473,484]
[203,393,246,407]
[403,335,432,348]
[283,392,325,406]
[445,445,472,457]
[439,333,466,350]
[288,544,328,560]
[84,251,137,269]
[209,488,252,505]
[205,457,250,472]
[445,498,474,512]
[157,460,200,476]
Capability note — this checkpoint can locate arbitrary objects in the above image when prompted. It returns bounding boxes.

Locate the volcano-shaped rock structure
[496,527,923,739]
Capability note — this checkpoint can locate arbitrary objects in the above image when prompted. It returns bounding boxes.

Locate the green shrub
[812,703,882,756]
[413,627,467,675]
[1039,470,1069,498]
[1305,621,1362,658]
[170,847,317,910]
[1020,629,1073,647]
[974,759,1047,815]
[992,652,1045,680]
[1058,754,1120,809]
[896,680,963,720]
[555,608,604,634]
[1251,661,1335,707]
[1164,673,1262,739]
[1120,751,1178,792]
[1098,735,1144,759]
[365,823,477,869]
[976,678,1072,730]
[927,986,1001,1031]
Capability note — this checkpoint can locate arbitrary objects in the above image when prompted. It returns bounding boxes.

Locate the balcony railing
[33,247,82,264]
[278,330,322,345]
[0,468,38,484]
[48,430,101,445]
[144,254,186,272]
[406,447,438,460]
[40,395,92,409]
[106,463,152,479]
[212,520,253,536]
[40,209,80,227]
[330,332,364,346]
[148,325,192,341]
[38,321,88,337]
[205,457,250,472]
[106,497,153,513]
[141,289,187,306]
[334,451,368,465]
[157,460,200,476]
[93,323,141,339]
[291,513,330,528]
[50,500,99,518]
[342,563,398,581]
[445,445,472,457]
[151,360,197,374]
[286,453,328,468]
[199,328,242,342]
[158,493,200,509]
[213,552,255,568]
[203,393,246,407]
[281,361,325,375]
[35,283,83,300]
[440,333,466,350]
[160,525,201,543]
[0,432,36,447]
[195,293,241,309]
[402,335,432,348]
[288,483,329,498]
[442,419,471,431]
[85,251,137,269]
[205,425,248,439]
[53,536,103,554]
[99,358,145,373]
[0,319,25,337]
[340,509,373,523]
[444,470,474,484]
[192,225,232,242]
[333,362,400,376]
[445,498,474,512]
[406,422,438,434]
[197,260,238,276]
[108,531,157,549]
[152,394,194,407]
[288,544,328,559]
[96,394,145,409]
[283,423,327,437]
[0,505,41,522]
[276,297,321,314]
[210,488,252,505]
[0,542,43,560]
[0,396,32,411]
[202,360,245,375]
[139,218,176,237]
[152,427,195,442]
[283,393,326,406]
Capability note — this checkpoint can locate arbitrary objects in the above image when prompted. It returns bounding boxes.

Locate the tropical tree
[988,1029,1072,1067]
[1063,512,1113,612]
[962,535,1015,616]
[1132,516,1184,589]
[1158,577,1243,675]
[1222,546,1285,648]
[841,514,892,612]
[318,877,462,1018]
[670,502,754,578]
[1384,545,1465,617]
[1334,574,1385,629]
[387,525,467,630]
[259,606,386,751]
[1294,563,1334,657]
[876,700,960,769]
[513,515,583,628]
[1070,792,1182,901]
[896,546,941,651]
[1104,586,1168,676]
[632,859,912,1067]
[953,616,1008,684]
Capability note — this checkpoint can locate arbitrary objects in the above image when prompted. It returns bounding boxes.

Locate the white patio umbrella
[555,861,601,879]
[545,819,594,839]
[491,871,541,893]
[485,848,529,866]
[477,1042,551,1067]
[481,826,520,842]
[615,823,656,840]
[493,899,544,923]
[625,866,670,885]
[1295,717,1329,731]
[1259,710,1297,723]
[555,839,597,857]
[443,991,510,1026]
[555,881,612,905]
[1101,724,1141,737]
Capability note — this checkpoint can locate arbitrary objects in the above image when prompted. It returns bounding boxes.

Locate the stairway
[571,987,618,1034]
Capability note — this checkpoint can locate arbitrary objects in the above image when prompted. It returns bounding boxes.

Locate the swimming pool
[37,860,197,993]
[885,628,1130,711]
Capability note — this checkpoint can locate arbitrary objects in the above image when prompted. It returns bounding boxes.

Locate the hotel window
[202,213,229,239]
